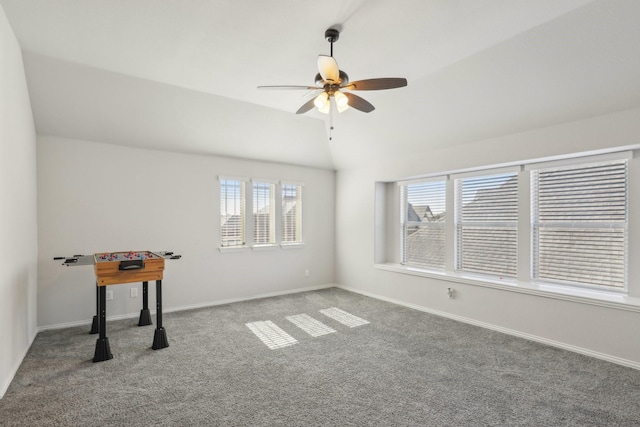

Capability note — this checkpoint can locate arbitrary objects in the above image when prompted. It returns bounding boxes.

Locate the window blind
[253,181,275,245]
[401,180,446,269]
[220,179,245,247]
[455,173,518,277]
[531,161,627,289]
[282,184,302,243]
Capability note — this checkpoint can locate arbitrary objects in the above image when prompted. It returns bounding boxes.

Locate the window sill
[252,244,278,251]
[218,244,304,252]
[374,263,640,313]
[280,243,305,249]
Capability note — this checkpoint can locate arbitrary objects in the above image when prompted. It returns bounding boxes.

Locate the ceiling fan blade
[343,78,407,91]
[296,98,317,114]
[344,93,375,113]
[318,55,339,83]
[303,88,322,98]
[257,85,318,90]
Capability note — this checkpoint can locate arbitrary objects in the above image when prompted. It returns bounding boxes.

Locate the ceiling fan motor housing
[315,71,349,87]
[325,28,339,43]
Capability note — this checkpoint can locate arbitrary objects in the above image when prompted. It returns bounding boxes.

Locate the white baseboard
[1,328,38,399]
[37,283,337,332]
[337,284,640,371]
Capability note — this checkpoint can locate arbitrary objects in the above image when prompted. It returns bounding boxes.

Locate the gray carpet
[1,287,639,426]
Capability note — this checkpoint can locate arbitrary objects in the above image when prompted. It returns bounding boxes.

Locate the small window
[401,180,446,269]
[220,179,246,247]
[253,181,276,245]
[282,183,303,244]
[531,160,627,290]
[455,172,518,278]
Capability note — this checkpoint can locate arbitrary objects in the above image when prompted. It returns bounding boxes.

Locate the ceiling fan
[258,28,407,115]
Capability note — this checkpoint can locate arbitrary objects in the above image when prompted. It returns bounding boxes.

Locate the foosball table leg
[152,279,169,350]
[138,281,152,326]
[93,285,113,362]
[90,281,99,334]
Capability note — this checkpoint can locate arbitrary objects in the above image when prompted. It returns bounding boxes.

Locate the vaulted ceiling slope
[2,0,640,170]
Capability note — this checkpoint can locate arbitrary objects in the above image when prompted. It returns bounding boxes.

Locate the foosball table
[54,250,181,362]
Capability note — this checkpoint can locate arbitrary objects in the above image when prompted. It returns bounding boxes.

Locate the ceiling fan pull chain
[329,102,334,141]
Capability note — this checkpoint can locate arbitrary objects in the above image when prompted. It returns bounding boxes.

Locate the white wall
[0,6,38,398]
[336,107,640,367]
[37,136,335,328]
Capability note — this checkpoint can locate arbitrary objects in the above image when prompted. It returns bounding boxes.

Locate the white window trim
[375,147,639,309]
[219,178,305,252]
[281,182,303,245]
[280,242,305,249]
[530,159,628,292]
[524,150,632,171]
[219,177,248,250]
[252,244,278,251]
[400,179,447,270]
[252,180,276,246]
[454,171,519,279]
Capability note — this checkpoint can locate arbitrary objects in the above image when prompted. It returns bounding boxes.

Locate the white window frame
[376,149,635,306]
[219,176,248,250]
[453,168,519,280]
[252,179,277,248]
[281,181,304,247]
[399,177,446,270]
[528,155,629,292]
[219,177,304,251]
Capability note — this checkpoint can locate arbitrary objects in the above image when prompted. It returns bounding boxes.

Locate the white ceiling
[2,0,640,169]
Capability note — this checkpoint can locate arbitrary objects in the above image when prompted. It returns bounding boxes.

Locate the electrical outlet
[305,269,310,277]
[130,287,138,298]
[106,290,113,300]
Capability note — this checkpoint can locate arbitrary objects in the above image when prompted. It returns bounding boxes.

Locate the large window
[220,178,246,248]
[282,183,303,244]
[455,172,518,278]
[388,151,631,294]
[253,181,276,245]
[531,160,627,290]
[401,180,446,269]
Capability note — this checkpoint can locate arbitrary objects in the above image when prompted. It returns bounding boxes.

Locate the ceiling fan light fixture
[334,90,348,107]
[318,100,331,114]
[314,92,329,109]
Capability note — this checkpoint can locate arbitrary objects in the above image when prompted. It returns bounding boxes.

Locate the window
[253,181,275,245]
[219,177,302,249]
[384,151,632,296]
[531,160,627,290]
[220,178,246,247]
[455,172,518,278]
[282,183,303,244]
[401,180,446,269]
